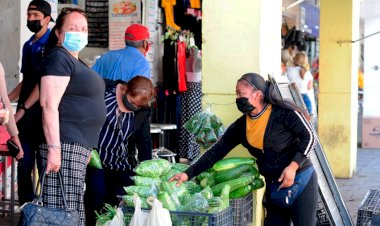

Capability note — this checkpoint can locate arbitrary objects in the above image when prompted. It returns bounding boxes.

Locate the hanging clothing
[161,0,181,30]
[179,48,202,161]
[177,40,187,92]
[179,82,202,160]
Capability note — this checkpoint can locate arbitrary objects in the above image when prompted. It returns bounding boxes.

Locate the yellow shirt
[246,104,272,150]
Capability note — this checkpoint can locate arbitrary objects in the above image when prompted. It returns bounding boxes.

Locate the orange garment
[246,104,272,150]
[358,69,364,90]
[161,0,181,31]
[190,0,201,9]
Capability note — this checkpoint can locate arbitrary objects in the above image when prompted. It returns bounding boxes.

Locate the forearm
[42,106,60,146]
[22,84,40,108]
[8,81,22,102]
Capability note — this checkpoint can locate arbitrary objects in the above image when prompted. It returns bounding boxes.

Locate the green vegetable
[214,164,254,183]
[171,163,189,172]
[184,181,202,194]
[200,174,216,188]
[88,149,103,169]
[212,157,255,171]
[131,176,161,188]
[157,191,177,211]
[160,169,181,182]
[196,170,215,182]
[251,178,265,190]
[211,175,254,196]
[123,185,157,198]
[208,185,230,213]
[200,186,214,199]
[95,204,117,225]
[134,159,171,177]
[207,197,223,207]
[229,185,252,199]
[123,195,150,209]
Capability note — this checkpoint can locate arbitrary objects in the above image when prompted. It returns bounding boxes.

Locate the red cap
[125,24,149,41]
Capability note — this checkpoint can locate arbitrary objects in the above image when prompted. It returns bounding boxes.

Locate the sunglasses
[61,7,87,17]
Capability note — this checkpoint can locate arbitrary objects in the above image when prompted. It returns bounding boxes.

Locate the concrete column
[318,0,360,178]
[202,0,282,225]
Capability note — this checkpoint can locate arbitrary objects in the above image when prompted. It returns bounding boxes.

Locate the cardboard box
[362,117,380,148]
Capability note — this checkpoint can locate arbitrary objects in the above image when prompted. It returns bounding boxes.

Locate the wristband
[19,103,29,112]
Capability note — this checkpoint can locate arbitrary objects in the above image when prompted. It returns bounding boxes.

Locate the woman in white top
[286,52,315,115]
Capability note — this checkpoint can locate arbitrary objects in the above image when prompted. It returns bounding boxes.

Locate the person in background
[0,62,23,159]
[92,23,151,85]
[287,52,315,115]
[85,24,154,225]
[7,0,53,206]
[170,73,318,226]
[39,7,106,226]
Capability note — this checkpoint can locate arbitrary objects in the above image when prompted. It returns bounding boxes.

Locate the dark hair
[238,73,310,120]
[45,7,87,53]
[125,76,154,107]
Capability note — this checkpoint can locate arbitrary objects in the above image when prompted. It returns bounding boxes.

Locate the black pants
[264,171,318,226]
[84,167,134,226]
[17,143,42,206]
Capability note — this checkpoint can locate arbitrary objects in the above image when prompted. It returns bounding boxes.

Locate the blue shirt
[92,46,151,82]
[98,87,135,171]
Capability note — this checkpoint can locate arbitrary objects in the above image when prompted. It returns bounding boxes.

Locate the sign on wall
[109,0,141,50]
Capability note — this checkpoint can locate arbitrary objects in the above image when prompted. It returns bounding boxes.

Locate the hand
[278,161,299,190]
[10,136,24,160]
[169,173,189,187]
[46,149,61,174]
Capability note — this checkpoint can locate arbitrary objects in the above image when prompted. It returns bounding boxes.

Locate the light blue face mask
[62,31,88,52]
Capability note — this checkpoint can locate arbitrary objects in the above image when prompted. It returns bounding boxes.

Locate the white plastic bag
[129,194,149,226]
[104,208,125,226]
[144,197,172,226]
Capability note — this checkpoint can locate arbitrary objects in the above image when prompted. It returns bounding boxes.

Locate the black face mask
[123,94,140,112]
[236,97,255,115]
[27,20,43,33]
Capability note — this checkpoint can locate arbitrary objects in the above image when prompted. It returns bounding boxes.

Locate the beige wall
[318,0,360,178]
[202,1,282,225]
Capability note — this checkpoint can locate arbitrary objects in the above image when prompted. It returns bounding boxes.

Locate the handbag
[18,168,80,226]
[268,166,314,208]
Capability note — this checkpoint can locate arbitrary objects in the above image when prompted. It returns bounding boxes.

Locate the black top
[42,47,106,148]
[185,105,316,182]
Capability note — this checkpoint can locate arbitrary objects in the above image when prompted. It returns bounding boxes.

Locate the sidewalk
[336,148,380,225]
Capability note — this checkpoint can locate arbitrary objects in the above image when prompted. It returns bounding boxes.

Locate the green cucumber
[212,157,255,171]
[214,164,254,183]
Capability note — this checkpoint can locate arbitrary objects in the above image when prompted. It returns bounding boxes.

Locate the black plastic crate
[229,193,253,226]
[316,197,331,226]
[357,189,380,226]
[123,206,233,226]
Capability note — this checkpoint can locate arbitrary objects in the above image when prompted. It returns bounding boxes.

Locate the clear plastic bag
[103,208,125,226]
[183,110,225,149]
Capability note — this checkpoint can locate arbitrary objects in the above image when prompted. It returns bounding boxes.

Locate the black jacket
[185,105,316,181]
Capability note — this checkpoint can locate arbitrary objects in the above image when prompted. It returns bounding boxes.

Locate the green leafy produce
[134,159,171,177]
[184,181,202,194]
[88,149,103,169]
[160,168,181,182]
[157,191,177,211]
[123,195,150,209]
[200,174,216,188]
[171,162,189,172]
[123,185,157,198]
[131,176,161,188]
[95,204,117,225]
[200,186,214,199]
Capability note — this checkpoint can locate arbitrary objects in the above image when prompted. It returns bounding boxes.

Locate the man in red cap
[87,24,153,226]
[92,23,151,83]
[8,0,53,207]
